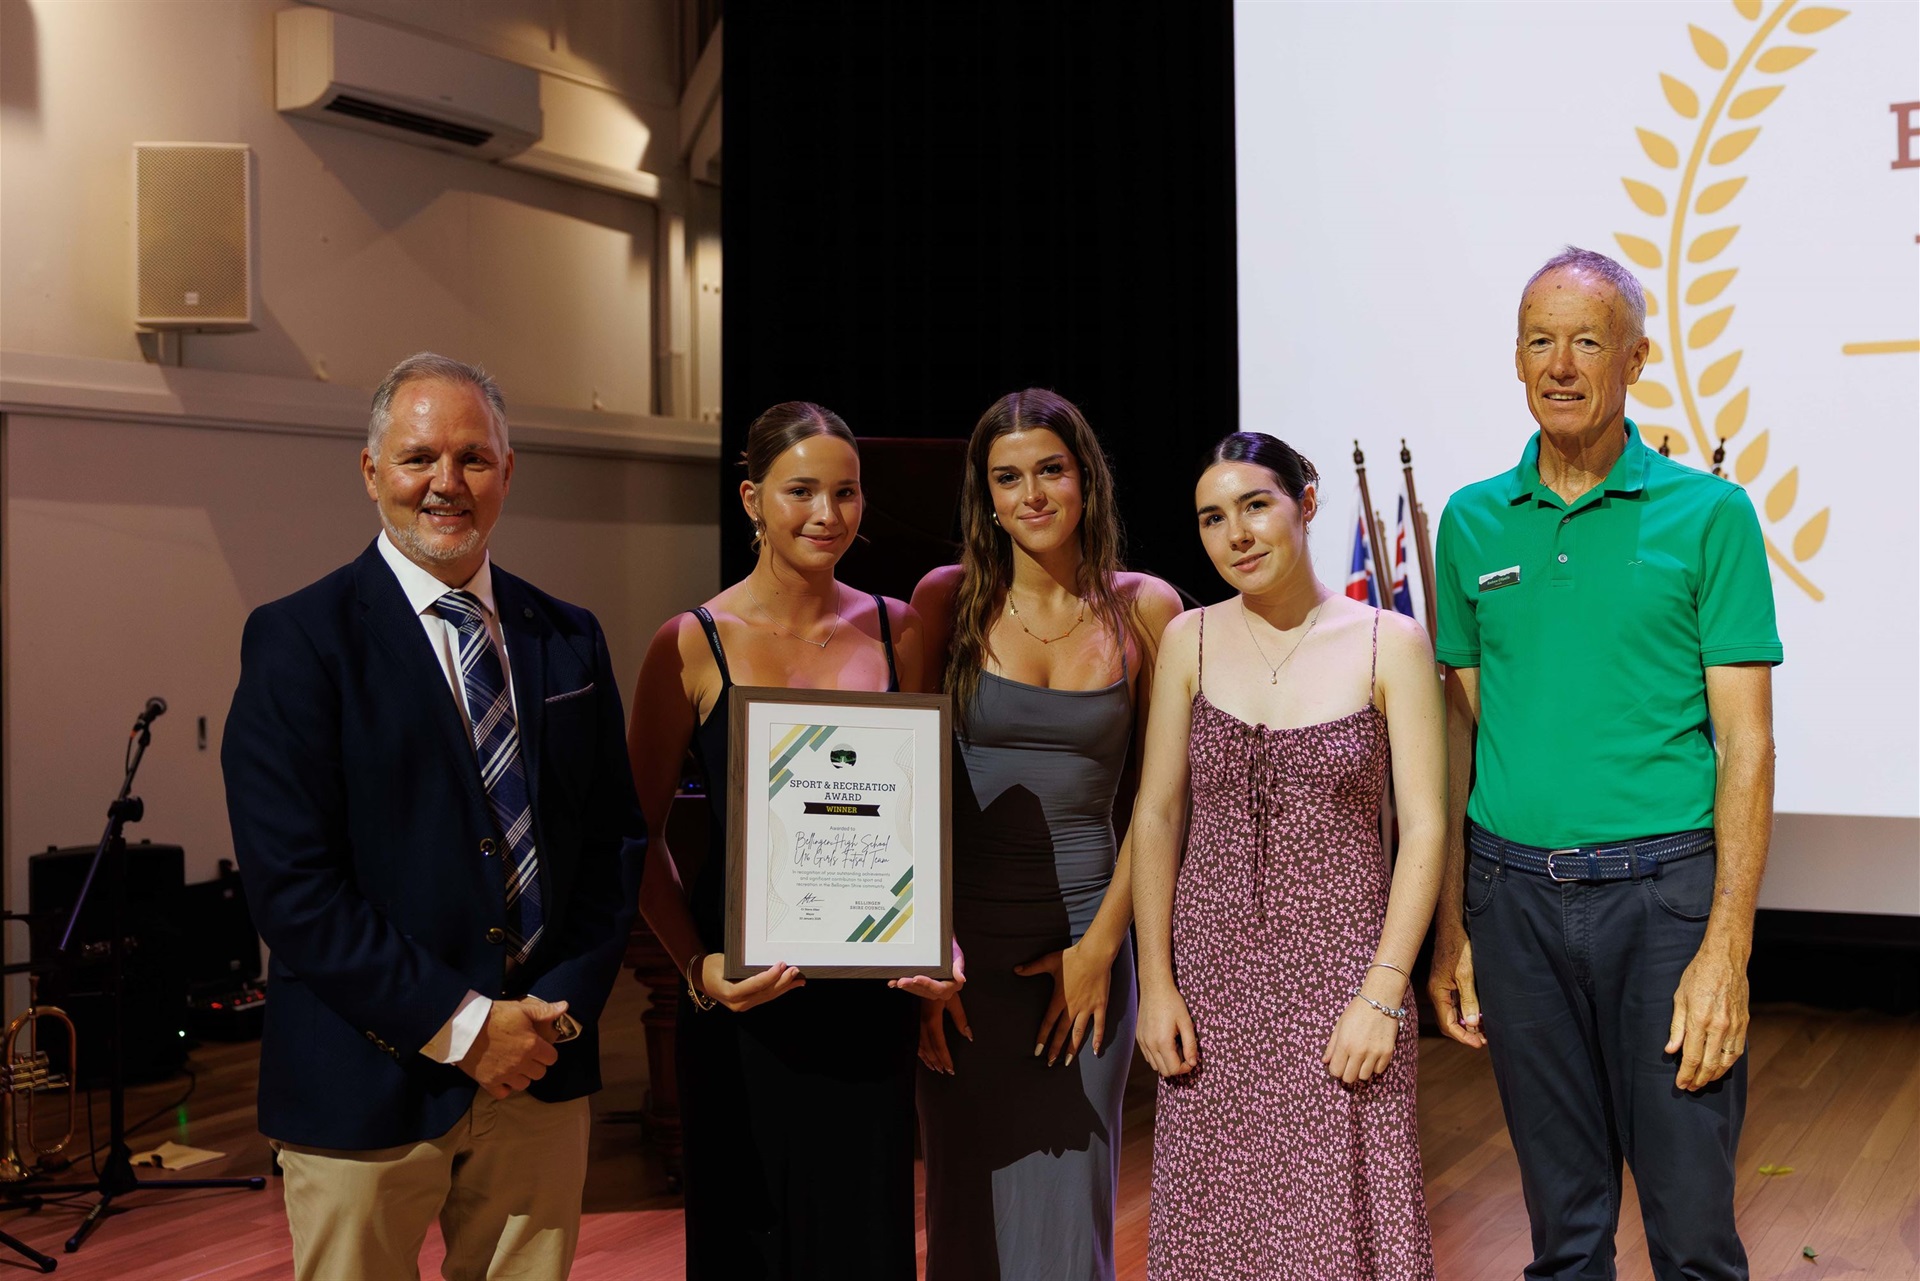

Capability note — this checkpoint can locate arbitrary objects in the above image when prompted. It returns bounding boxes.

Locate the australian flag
[1345,507,1377,605]
[1390,497,1416,617]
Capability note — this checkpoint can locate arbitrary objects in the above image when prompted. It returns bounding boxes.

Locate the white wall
[0,0,703,410]
[3,413,715,876]
[0,0,724,978]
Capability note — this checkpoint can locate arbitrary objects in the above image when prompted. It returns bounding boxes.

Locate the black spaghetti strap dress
[676,596,919,1280]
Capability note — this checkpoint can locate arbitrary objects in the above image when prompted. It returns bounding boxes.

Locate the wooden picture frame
[724,686,953,981]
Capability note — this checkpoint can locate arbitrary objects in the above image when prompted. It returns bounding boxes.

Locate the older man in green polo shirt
[1428,245,1780,1281]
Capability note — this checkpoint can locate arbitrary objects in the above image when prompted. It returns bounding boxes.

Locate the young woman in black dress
[629,402,952,1279]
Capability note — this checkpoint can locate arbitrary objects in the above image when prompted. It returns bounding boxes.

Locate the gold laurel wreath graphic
[1614,0,1846,601]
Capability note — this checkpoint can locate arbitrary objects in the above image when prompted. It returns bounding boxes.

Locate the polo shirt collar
[1506,418,1649,508]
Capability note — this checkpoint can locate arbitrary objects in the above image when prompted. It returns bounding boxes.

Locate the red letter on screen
[1894,102,1920,170]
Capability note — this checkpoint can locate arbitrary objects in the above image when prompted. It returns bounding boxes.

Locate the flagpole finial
[1400,438,1412,465]
[1352,439,1365,466]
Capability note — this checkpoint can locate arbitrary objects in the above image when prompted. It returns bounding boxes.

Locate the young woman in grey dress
[911,389,1183,1281]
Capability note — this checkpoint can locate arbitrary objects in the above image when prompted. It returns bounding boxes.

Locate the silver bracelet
[1367,961,1410,981]
[1351,988,1407,1021]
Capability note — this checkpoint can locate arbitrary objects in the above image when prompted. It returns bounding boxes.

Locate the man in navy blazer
[222,352,643,1280]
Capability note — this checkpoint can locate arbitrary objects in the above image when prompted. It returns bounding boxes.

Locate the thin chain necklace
[747,583,843,649]
[1241,598,1322,685]
[1007,590,1086,646]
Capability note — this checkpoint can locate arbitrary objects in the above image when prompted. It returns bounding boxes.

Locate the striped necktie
[432,590,543,964]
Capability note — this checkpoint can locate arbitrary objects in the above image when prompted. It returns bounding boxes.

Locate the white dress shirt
[375,532,509,1067]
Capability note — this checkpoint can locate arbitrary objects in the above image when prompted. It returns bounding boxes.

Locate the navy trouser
[1465,840,1748,1281]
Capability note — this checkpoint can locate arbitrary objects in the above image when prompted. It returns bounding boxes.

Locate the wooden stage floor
[1,977,1911,1280]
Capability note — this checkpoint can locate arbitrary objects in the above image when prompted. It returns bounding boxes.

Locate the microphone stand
[4,706,265,1258]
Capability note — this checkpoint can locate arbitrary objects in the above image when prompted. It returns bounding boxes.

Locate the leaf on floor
[1757,1163,1795,1176]
[1802,1246,1818,1260]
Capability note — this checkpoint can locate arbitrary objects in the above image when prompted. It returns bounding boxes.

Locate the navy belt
[1468,823,1714,883]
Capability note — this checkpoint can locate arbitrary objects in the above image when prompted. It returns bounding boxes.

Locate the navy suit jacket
[222,540,644,1149]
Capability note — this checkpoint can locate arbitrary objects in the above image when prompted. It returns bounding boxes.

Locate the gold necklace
[747,584,843,649]
[1241,599,1322,684]
[1007,591,1086,646]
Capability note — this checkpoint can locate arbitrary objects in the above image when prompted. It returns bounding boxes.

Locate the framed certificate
[725,687,953,980]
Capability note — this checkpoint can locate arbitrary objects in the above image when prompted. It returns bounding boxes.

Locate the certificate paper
[727,688,952,979]
[765,721,918,946]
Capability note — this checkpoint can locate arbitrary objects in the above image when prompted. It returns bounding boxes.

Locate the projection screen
[1233,1,1918,913]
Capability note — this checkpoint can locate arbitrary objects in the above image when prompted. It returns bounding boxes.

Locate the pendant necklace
[1007,591,1086,645]
[748,584,843,649]
[1242,599,1322,684]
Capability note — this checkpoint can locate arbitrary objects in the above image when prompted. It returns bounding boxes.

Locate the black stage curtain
[722,2,1238,598]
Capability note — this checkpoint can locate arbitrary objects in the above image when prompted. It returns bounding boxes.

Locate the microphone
[133,696,168,732]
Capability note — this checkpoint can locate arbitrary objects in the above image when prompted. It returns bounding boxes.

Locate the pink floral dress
[1149,609,1433,1280]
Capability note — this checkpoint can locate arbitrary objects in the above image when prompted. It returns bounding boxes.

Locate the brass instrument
[0,976,78,1182]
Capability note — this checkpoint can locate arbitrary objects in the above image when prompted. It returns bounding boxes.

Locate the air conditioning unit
[274,8,541,161]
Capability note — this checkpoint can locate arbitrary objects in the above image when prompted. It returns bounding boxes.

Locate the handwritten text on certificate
[764,722,917,945]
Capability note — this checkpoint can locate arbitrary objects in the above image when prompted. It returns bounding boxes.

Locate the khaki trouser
[273,1091,591,1281]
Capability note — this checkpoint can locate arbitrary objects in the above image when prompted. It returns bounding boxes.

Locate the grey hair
[366,352,509,452]
[1519,246,1647,338]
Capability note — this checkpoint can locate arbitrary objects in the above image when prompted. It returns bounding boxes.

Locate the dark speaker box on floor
[28,840,189,1086]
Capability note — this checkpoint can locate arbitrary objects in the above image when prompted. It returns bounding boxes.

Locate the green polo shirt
[1434,420,1782,847]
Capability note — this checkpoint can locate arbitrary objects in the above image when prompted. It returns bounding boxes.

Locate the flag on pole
[1390,496,1416,617]
[1345,506,1377,605]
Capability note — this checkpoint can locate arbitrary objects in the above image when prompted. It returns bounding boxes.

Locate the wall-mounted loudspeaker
[134,142,255,331]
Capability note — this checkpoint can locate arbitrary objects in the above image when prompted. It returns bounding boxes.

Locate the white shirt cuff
[419,990,493,1065]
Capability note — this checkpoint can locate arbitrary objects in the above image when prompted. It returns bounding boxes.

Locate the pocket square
[544,682,596,705]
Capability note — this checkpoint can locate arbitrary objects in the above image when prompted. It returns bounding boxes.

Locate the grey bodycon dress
[918,667,1138,1281]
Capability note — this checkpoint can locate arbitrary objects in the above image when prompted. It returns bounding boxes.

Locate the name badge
[1478,566,1521,592]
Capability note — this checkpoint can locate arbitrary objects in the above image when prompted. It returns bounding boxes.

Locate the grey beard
[383,507,483,565]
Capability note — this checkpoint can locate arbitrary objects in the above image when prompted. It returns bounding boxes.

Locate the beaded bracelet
[1351,989,1407,1021]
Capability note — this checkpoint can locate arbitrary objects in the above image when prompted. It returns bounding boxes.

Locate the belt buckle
[1546,848,1583,882]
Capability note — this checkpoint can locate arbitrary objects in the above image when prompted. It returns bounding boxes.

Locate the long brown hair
[946,389,1140,734]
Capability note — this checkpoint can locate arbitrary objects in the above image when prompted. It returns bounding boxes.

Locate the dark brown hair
[742,401,859,549]
[947,389,1141,734]
[1199,432,1319,501]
